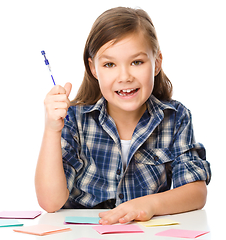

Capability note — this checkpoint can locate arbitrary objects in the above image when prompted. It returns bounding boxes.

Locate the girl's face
[89,33,162,117]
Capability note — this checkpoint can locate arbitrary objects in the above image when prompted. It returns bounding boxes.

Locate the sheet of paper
[138,218,180,227]
[93,224,144,234]
[13,224,71,236]
[0,219,23,228]
[155,229,210,238]
[65,216,100,225]
[0,211,42,219]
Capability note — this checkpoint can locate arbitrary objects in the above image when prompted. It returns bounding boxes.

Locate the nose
[117,66,132,83]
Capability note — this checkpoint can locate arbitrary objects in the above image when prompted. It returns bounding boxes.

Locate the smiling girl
[35,7,211,224]
[88,33,158,141]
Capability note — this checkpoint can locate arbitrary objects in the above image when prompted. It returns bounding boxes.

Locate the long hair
[71,7,173,105]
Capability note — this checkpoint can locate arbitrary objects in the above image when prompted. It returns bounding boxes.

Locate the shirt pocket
[133,148,174,192]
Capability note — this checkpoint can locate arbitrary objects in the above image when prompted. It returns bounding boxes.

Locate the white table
[0,209,220,239]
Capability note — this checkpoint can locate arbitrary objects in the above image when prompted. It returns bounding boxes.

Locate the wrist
[44,127,62,138]
[143,194,160,216]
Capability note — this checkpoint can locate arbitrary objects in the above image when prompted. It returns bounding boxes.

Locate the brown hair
[71,7,172,105]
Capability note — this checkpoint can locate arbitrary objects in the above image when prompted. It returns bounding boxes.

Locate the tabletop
[0,209,221,239]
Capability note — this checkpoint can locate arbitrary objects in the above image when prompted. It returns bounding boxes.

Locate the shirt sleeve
[61,109,84,193]
[171,106,211,188]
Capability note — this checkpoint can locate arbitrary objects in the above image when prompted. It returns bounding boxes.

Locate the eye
[104,62,115,68]
[132,60,143,66]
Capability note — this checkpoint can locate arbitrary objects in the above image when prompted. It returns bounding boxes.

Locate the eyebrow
[98,52,148,61]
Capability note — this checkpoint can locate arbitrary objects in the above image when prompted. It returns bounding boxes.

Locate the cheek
[96,68,115,90]
[138,65,155,87]
[97,74,113,97]
[95,69,106,89]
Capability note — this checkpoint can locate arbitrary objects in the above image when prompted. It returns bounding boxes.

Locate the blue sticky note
[0,219,23,228]
[65,216,100,225]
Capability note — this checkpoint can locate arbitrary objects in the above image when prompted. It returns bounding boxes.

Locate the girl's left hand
[98,195,155,225]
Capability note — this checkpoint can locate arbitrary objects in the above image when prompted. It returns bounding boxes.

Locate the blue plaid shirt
[61,95,211,208]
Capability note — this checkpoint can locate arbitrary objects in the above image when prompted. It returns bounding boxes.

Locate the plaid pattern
[61,95,211,208]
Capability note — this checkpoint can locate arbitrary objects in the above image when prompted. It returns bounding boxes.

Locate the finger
[99,209,125,225]
[119,210,149,224]
[134,210,149,221]
[51,93,70,104]
[49,108,68,121]
[99,211,109,218]
[64,82,72,97]
[52,102,68,110]
[119,211,138,224]
[45,94,70,109]
[46,101,69,117]
[48,85,66,96]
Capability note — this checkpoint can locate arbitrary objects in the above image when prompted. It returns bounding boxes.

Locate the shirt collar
[147,95,177,115]
[82,97,106,114]
[81,97,108,124]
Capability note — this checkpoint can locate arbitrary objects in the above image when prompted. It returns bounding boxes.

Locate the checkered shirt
[61,95,211,208]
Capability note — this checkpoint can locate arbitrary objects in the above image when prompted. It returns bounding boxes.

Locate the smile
[116,88,139,96]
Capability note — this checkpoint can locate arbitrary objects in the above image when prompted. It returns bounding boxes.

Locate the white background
[0,0,225,220]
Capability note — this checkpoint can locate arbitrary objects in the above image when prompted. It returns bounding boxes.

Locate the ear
[88,58,98,79]
[154,51,163,76]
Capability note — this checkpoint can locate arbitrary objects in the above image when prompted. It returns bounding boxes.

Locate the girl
[35,7,211,225]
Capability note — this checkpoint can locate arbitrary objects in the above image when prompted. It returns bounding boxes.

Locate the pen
[41,50,69,121]
[41,50,56,85]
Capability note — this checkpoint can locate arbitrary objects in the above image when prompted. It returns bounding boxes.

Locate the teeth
[117,88,137,96]
[122,89,135,93]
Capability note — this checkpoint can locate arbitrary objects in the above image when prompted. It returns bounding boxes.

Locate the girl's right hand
[44,82,72,132]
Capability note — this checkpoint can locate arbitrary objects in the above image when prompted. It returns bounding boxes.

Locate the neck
[107,103,147,140]
[108,103,146,123]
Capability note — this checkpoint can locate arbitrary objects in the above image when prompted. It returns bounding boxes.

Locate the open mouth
[116,88,139,97]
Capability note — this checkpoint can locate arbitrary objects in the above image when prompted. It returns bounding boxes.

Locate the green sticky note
[0,219,23,228]
[65,216,100,225]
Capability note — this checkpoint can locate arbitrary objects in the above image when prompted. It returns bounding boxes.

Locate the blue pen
[41,50,69,121]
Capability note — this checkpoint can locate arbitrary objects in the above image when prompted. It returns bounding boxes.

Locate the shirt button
[154,155,159,161]
[116,169,121,175]
[119,193,124,199]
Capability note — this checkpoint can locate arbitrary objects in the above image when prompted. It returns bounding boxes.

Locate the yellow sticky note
[137,218,180,227]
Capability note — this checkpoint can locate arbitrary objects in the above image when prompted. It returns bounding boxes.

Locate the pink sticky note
[93,224,144,234]
[13,224,71,236]
[155,229,209,238]
[0,211,42,219]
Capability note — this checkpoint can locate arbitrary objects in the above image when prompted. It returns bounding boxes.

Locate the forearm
[152,181,207,216]
[99,180,207,225]
[35,129,69,213]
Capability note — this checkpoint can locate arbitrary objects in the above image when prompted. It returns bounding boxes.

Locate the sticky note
[138,218,180,227]
[0,211,42,219]
[65,216,100,225]
[0,219,23,228]
[93,224,144,234]
[13,224,71,236]
[155,229,210,238]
